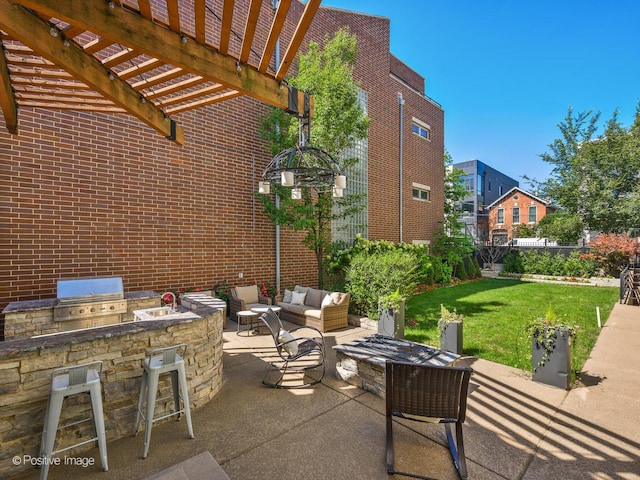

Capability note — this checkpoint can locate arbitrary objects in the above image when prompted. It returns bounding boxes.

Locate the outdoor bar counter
[0,298,225,479]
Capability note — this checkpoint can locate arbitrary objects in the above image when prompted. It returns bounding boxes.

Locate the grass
[404,278,619,375]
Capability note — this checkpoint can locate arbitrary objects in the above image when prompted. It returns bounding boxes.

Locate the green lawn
[404,278,619,374]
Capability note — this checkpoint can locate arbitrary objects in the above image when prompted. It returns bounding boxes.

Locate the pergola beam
[0,39,18,133]
[13,0,293,111]
[0,0,184,142]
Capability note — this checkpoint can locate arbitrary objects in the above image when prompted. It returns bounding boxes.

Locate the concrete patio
[18,303,640,480]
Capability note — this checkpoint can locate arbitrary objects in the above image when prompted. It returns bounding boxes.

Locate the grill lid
[56,277,124,305]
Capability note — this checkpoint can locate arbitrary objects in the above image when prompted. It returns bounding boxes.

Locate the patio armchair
[385,360,473,480]
[228,285,272,323]
[258,308,325,389]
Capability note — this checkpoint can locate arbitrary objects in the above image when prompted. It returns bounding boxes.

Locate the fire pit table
[333,334,460,398]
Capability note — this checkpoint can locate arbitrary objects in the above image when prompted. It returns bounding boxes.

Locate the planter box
[531,328,572,389]
[440,321,463,354]
[378,300,404,339]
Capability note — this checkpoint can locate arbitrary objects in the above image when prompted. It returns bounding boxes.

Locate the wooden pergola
[0,0,321,144]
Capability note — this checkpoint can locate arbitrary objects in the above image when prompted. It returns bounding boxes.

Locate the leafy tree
[433,151,475,272]
[537,105,640,233]
[537,212,583,244]
[258,28,370,288]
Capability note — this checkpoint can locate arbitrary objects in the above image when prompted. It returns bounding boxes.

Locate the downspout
[398,92,404,243]
[274,0,281,294]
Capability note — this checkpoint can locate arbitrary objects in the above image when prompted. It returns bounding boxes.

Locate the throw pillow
[294,285,309,294]
[321,294,334,307]
[282,288,293,303]
[277,329,299,356]
[291,291,307,305]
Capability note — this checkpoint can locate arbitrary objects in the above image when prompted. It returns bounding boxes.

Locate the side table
[236,310,259,336]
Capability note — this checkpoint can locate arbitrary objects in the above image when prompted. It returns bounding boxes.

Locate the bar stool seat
[39,360,108,480]
[135,344,194,459]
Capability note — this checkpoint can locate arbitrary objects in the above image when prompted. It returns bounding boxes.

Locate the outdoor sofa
[275,285,350,332]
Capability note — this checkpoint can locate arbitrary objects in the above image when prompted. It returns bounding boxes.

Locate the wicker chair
[228,285,271,323]
[259,309,325,389]
[385,360,473,480]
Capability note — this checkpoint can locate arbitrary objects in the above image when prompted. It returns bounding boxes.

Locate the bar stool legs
[135,344,194,459]
[39,361,108,480]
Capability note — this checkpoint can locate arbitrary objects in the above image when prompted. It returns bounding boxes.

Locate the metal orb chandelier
[258,145,346,199]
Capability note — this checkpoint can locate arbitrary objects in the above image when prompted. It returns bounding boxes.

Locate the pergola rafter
[0,0,320,144]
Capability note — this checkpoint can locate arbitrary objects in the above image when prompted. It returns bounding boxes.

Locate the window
[528,205,537,223]
[488,181,492,192]
[512,207,520,224]
[412,182,431,202]
[497,208,504,224]
[332,89,368,244]
[411,117,431,140]
[463,175,474,192]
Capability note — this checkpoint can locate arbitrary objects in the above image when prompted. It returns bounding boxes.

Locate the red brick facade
[1,2,444,315]
[487,187,556,242]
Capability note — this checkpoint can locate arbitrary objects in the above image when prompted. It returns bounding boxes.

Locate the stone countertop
[0,303,219,357]
[2,290,159,314]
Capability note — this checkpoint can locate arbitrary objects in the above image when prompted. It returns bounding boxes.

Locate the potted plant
[378,288,405,339]
[439,304,464,354]
[525,305,578,389]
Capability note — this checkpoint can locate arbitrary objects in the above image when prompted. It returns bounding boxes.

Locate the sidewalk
[22,303,640,480]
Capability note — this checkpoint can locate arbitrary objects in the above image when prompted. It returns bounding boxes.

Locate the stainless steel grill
[54,277,127,325]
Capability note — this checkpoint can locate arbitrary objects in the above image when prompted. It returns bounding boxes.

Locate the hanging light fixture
[258,181,271,194]
[259,145,346,195]
[291,188,302,200]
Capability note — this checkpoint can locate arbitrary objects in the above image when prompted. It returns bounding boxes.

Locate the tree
[258,28,370,288]
[537,105,640,233]
[433,151,476,277]
[537,212,583,244]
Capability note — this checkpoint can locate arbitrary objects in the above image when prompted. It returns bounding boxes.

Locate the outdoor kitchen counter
[0,300,225,480]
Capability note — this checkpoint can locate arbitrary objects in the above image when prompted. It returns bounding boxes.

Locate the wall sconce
[291,188,302,200]
[258,181,271,194]
[335,175,346,190]
[281,171,295,187]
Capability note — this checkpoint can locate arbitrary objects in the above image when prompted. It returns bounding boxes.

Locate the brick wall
[1,2,444,321]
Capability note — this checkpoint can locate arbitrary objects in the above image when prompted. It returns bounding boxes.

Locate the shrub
[328,235,442,287]
[583,233,638,277]
[503,251,525,273]
[345,249,420,319]
[505,249,598,278]
[455,259,468,280]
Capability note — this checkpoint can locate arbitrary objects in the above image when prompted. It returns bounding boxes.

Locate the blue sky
[320,0,640,186]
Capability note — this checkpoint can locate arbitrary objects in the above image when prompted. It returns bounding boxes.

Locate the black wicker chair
[385,360,473,480]
[259,308,325,389]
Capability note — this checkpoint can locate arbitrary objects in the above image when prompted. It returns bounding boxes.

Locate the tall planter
[378,300,405,339]
[531,327,572,389]
[440,320,463,354]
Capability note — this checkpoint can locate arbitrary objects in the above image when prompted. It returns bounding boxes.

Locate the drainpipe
[274,0,281,294]
[398,92,404,243]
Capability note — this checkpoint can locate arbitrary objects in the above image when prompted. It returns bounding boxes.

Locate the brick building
[1,2,444,315]
[486,187,557,244]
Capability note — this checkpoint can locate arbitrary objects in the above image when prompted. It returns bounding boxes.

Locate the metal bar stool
[135,344,194,459]
[39,360,108,480]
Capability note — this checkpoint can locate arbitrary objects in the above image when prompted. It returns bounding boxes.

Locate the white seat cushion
[277,329,298,356]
